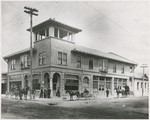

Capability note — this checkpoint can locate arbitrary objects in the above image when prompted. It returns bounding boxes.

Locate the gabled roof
[27,18,82,33]
[3,48,36,59]
[72,45,137,65]
[134,73,149,80]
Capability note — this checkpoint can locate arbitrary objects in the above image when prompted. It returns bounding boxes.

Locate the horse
[114,88,125,98]
[19,86,30,100]
[66,90,80,101]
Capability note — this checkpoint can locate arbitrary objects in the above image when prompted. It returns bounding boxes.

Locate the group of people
[39,87,60,98]
[10,83,130,99]
[39,87,51,98]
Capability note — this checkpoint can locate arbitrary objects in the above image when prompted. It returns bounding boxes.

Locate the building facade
[4,18,139,98]
[134,74,149,96]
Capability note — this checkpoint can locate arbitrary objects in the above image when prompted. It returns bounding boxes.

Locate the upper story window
[130,66,133,73]
[89,59,93,69]
[39,52,46,65]
[63,53,67,65]
[21,55,30,68]
[100,60,108,71]
[121,66,125,74]
[137,82,139,90]
[54,27,74,42]
[11,60,15,70]
[77,55,81,68]
[58,52,67,66]
[113,63,116,73]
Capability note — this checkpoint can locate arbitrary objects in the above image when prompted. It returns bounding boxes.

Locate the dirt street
[1,96,148,119]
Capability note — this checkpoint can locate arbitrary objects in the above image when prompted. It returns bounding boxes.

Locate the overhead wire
[83,1,132,33]
[83,1,132,28]
[2,1,42,25]
[2,1,43,31]
[3,1,58,31]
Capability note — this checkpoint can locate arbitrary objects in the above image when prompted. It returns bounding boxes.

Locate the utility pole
[140,64,148,97]
[24,6,38,99]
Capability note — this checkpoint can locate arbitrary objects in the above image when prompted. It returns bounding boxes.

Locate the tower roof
[27,18,82,33]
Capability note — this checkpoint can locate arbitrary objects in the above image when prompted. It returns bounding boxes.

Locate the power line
[2,2,42,25]
[2,3,41,31]
[83,1,131,33]
[2,2,58,31]
[83,1,131,28]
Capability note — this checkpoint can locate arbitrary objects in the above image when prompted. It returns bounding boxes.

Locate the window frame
[121,66,125,74]
[89,59,93,70]
[130,66,133,73]
[113,63,117,73]
[39,52,46,66]
[58,52,67,66]
[11,60,16,70]
[76,55,81,68]
[101,60,108,71]
[62,53,67,66]
[137,82,139,90]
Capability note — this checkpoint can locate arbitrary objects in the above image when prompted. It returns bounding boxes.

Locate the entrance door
[53,73,60,97]
[44,73,50,98]
[24,75,28,88]
[99,77,105,96]
[106,77,112,94]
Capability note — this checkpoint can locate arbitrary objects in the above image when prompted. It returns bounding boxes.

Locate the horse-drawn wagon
[66,90,96,101]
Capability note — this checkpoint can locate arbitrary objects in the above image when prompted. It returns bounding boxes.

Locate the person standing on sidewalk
[106,88,110,97]
[32,89,36,99]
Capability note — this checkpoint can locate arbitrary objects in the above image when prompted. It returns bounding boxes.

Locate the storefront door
[99,77,105,96]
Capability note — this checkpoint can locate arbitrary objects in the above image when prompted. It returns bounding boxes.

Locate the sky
[1,1,150,75]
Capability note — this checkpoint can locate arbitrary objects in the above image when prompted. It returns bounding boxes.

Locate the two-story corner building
[3,18,137,98]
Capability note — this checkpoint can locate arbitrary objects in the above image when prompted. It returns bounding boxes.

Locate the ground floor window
[2,83,7,94]
[33,79,40,90]
[114,78,127,90]
[9,81,21,91]
[65,75,79,90]
[93,76,112,92]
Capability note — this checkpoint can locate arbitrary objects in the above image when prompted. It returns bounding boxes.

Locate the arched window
[83,77,89,86]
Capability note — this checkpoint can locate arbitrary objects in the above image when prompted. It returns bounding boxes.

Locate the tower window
[54,28,59,38]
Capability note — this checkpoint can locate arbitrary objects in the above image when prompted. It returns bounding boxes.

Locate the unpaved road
[1,96,148,119]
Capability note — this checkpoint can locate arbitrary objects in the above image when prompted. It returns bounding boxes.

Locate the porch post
[60,73,65,96]
[7,74,10,92]
[104,77,106,96]
[111,77,114,95]
[49,72,53,98]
